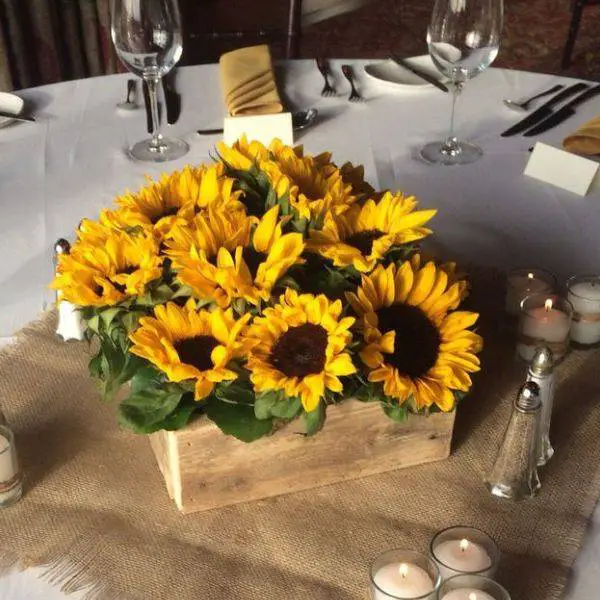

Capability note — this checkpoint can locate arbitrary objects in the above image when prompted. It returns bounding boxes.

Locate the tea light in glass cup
[370,549,440,600]
[567,275,600,347]
[438,574,511,600]
[429,526,499,581]
[505,268,555,317]
[0,425,22,508]
[517,294,573,362]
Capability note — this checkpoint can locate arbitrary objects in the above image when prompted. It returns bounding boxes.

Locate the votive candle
[0,425,22,508]
[517,294,572,362]
[438,575,511,600]
[505,269,554,317]
[567,275,600,347]
[430,527,499,581]
[370,549,440,600]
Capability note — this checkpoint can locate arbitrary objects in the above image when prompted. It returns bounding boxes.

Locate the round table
[0,60,599,599]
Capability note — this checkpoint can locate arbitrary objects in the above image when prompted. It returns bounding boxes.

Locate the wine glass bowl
[111,0,189,162]
[420,0,503,166]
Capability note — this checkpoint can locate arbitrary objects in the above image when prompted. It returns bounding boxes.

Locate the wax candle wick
[459,539,469,553]
[399,563,408,579]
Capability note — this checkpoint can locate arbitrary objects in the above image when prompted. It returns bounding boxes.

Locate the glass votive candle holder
[505,268,555,317]
[437,574,511,600]
[517,293,573,363]
[429,526,499,581]
[567,275,600,348]
[370,549,441,600]
[0,425,22,508]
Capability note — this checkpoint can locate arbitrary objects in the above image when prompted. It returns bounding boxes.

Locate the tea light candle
[441,590,495,600]
[0,426,22,507]
[567,276,600,346]
[433,539,492,580]
[505,269,553,316]
[517,296,572,362]
[373,563,435,599]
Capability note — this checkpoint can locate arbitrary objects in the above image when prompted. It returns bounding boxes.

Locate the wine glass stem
[442,81,464,157]
[144,74,166,153]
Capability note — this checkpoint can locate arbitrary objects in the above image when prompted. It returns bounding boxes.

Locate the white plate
[364,55,445,90]
[0,92,25,127]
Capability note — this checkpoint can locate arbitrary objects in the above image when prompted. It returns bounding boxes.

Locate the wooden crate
[149,400,456,514]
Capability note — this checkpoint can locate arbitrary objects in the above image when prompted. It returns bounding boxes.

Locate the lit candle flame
[527,272,534,280]
[460,538,469,552]
[544,298,553,311]
[468,594,478,600]
[399,563,409,579]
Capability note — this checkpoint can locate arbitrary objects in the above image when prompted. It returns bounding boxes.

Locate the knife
[0,111,35,123]
[523,84,600,136]
[501,82,590,137]
[390,55,449,92]
[163,71,181,125]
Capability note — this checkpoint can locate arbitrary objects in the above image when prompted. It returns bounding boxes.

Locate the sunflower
[164,208,253,306]
[215,205,305,306]
[51,230,162,306]
[244,289,356,412]
[129,300,251,400]
[345,257,481,412]
[306,192,436,273]
[115,164,242,238]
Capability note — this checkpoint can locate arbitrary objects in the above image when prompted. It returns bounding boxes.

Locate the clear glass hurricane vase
[420,0,503,166]
[111,0,189,162]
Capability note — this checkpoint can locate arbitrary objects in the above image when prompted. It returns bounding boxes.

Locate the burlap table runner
[1,294,600,600]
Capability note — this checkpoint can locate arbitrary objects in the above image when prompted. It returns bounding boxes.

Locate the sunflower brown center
[241,247,266,279]
[346,229,384,256]
[174,335,220,372]
[150,205,179,225]
[376,304,440,378]
[270,323,327,378]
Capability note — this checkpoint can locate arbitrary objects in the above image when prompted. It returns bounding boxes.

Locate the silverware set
[501,82,600,137]
[316,59,364,102]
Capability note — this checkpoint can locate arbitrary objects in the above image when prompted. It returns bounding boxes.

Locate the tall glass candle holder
[505,268,555,317]
[438,574,511,600]
[429,526,499,581]
[517,294,573,362]
[0,425,22,508]
[370,549,440,600]
[567,275,600,347]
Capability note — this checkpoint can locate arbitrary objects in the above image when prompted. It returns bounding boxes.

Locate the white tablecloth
[0,60,599,599]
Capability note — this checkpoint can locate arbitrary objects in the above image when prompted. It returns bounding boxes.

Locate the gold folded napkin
[219,44,283,117]
[563,115,600,156]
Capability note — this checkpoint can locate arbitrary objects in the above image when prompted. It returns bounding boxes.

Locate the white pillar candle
[373,563,435,599]
[505,272,551,316]
[517,299,570,361]
[568,279,600,346]
[433,539,492,580]
[441,589,495,600]
[0,428,21,507]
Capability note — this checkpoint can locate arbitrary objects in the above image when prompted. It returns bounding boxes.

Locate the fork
[341,64,363,102]
[316,58,336,97]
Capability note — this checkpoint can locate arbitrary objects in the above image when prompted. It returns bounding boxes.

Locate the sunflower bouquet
[51,138,482,442]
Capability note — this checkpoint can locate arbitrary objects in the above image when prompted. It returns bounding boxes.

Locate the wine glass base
[420,140,483,166]
[128,137,189,163]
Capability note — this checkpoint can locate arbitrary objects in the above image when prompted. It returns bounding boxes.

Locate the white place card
[223,112,293,147]
[524,142,600,196]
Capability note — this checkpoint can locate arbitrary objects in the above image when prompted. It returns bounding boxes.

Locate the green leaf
[270,396,302,419]
[382,402,409,423]
[129,364,164,395]
[118,388,183,433]
[100,307,122,330]
[254,391,278,420]
[86,314,100,335]
[156,400,198,431]
[204,398,273,442]
[303,400,326,436]
[215,381,255,406]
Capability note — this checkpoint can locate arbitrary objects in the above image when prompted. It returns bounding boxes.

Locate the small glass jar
[370,549,441,600]
[517,293,573,362]
[567,275,600,348]
[429,526,500,581]
[0,425,22,508]
[438,574,511,600]
[505,268,555,317]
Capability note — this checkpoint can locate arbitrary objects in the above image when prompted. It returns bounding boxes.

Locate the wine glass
[420,0,503,166]
[111,0,189,162]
